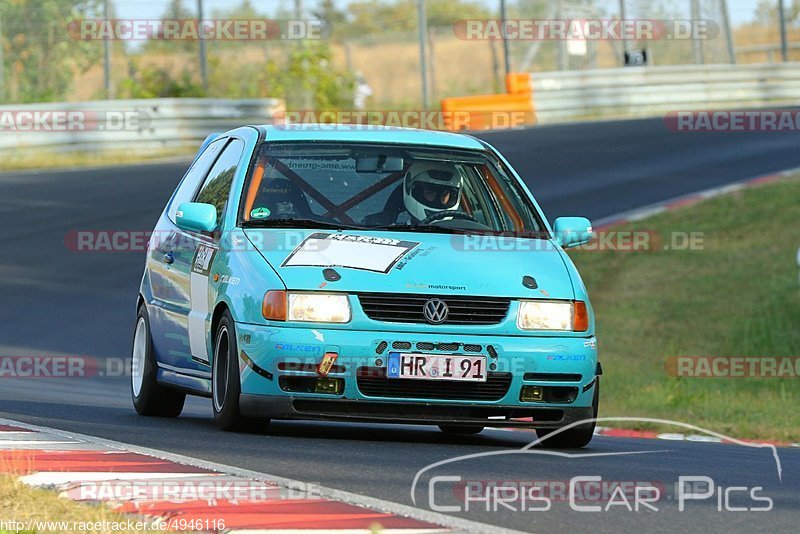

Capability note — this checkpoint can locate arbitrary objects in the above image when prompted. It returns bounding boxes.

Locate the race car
[131,124,600,447]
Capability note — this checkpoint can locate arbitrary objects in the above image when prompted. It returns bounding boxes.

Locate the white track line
[21,472,209,486]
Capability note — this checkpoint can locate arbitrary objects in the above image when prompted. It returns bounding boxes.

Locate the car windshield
[239,142,545,236]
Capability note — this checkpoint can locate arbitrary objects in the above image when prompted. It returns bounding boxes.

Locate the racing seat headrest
[252,178,312,219]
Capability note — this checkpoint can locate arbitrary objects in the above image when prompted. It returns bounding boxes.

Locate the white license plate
[386,352,487,382]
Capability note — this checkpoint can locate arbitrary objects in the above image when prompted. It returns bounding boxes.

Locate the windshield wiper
[368,224,476,236]
[242,218,365,231]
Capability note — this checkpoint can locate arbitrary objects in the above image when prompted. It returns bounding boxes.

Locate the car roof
[251,124,487,151]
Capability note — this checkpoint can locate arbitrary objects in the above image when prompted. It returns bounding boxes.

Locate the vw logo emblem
[423,298,449,324]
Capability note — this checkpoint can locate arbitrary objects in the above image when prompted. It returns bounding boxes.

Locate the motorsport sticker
[282,232,419,274]
[250,207,271,219]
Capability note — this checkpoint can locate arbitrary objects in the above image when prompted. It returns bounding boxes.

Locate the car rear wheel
[131,304,186,417]
[212,311,269,433]
[535,378,599,448]
[439,425,484,435]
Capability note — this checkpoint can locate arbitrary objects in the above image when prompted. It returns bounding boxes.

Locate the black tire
[212,311,269,433]
[131,304,186,417]
[439,425,484,435]
[535,378,600,448]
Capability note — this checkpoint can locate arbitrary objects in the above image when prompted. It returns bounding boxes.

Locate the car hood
[243,229,575,299]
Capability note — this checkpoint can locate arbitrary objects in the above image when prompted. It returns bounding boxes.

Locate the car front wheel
[535,378,599,448]
[212,311,269,433]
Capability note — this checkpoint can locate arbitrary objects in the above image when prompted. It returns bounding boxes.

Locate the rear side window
[167,138,226,222]
[195,139,245,223]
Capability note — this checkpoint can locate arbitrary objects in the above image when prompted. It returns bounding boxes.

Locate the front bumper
[235,323,599,428]
[240,395,594,428]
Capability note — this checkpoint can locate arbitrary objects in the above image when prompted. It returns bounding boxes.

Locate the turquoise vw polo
[132,125,600,447]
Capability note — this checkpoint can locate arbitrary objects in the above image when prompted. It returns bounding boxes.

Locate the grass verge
[570,174,800,442]
[0,475,165,534]
[0,147,193,172]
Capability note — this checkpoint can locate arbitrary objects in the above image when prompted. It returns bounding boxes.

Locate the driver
[402,162,463,222]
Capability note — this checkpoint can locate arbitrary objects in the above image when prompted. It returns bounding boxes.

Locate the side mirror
[175,202,217,233]
[553,217,593,248]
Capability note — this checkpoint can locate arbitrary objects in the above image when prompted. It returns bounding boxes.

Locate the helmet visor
[411,181,460,210]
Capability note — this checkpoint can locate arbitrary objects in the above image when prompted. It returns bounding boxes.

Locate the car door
[147,138,227,371]
[175,138,245,367]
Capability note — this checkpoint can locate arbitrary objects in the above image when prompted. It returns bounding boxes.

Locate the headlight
[517,300,588,331]
[263,291,351,323]
[288,293,351,323]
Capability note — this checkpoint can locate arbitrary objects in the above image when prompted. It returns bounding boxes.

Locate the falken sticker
[281,232,420,274]
[547,355,587,361]
[188,243,218,363]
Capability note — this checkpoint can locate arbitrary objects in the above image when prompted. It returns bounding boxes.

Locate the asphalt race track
[1,117,799,532]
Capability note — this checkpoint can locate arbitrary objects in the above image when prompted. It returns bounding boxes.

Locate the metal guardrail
[0,98,284,154]
[528,63,800,123]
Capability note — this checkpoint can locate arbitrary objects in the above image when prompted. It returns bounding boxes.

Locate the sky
[111,0,769,27]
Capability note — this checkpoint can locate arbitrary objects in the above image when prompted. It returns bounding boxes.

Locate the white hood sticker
[282,232,420,274]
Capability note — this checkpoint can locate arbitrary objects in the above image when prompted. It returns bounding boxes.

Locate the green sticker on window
[250,207,271,219]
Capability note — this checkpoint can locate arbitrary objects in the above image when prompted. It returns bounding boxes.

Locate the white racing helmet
[403,162,462,221]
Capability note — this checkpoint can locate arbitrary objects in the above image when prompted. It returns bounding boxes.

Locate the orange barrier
[506,72,532,95]
[440,73,535,131]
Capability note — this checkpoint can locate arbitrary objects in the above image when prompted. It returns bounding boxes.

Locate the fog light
[315,377,343,394]
[520,385,544,402]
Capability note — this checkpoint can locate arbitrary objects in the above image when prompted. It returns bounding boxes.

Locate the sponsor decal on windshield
[281,232,419,274]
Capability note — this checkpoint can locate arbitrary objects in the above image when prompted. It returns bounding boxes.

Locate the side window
[167,138,226,222]
[195,139,245,224]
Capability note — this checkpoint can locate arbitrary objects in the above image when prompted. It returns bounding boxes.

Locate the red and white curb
[593,166,800,230]
[0,419,517,534]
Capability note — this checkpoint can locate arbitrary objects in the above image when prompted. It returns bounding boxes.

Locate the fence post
[779,0,789,62]
[556,0,566,70]
[500,0,511,77]
[103,0,111,98]
[0,13,4,102]
[618,0,628,56]
[720,0,736,64]
[690,0,705,64]
[417,0,430,109]
[197,0,209,94]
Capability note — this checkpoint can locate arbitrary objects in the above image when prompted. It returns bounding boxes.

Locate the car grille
[374,340,499,356]
[356,367,512,401]
[357,293,511,325]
